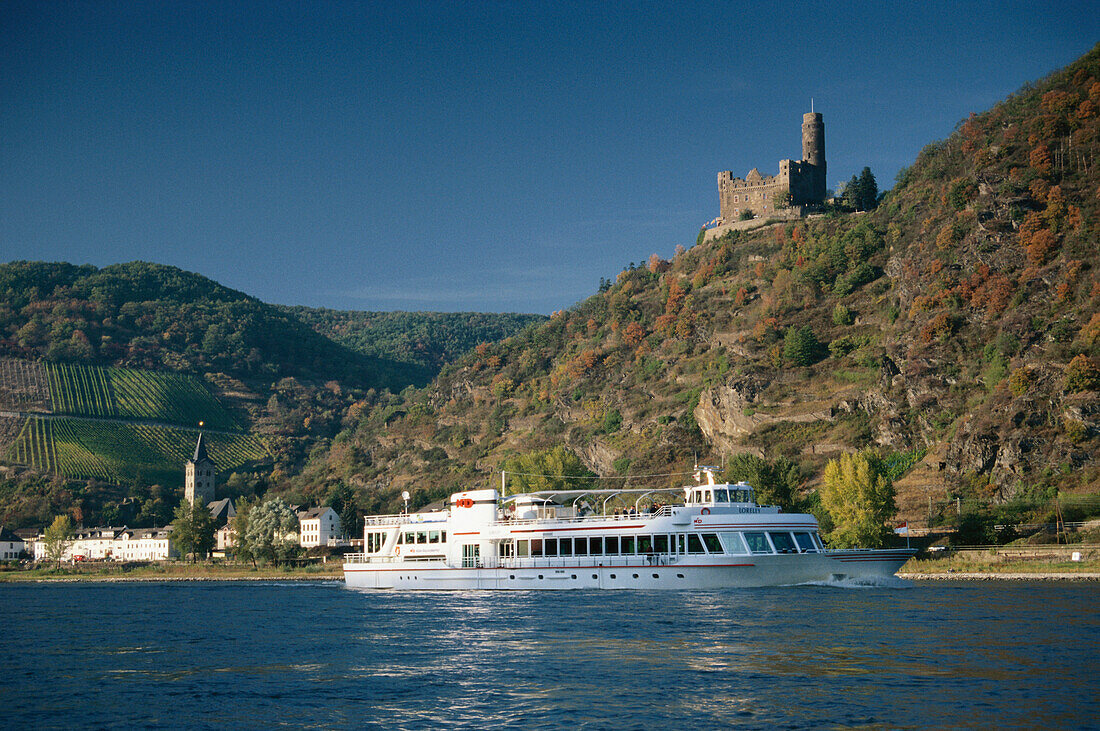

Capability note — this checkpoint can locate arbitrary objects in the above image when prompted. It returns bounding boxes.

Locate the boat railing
[504,505,678,526]
[361,513,448,527]
[342,553,446,564]
[500,554,676,569]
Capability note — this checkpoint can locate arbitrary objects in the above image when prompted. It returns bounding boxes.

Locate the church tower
[184,432,216,505]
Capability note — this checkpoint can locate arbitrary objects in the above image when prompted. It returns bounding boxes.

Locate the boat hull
[343,550,913,590]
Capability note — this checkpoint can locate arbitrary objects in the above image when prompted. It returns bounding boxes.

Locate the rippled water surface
[2,580,1098,729]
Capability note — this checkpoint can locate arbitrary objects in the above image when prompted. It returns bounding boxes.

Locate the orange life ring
[701,507,711,515]
[395,545,401,555]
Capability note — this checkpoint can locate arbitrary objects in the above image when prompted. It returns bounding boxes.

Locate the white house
[113,528,178,561]
[215,523,236,552]
[297,507,342,548]
[0,527,25,560]
[32,526,177,562]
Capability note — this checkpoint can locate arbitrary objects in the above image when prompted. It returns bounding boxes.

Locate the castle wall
[715,111,826,223]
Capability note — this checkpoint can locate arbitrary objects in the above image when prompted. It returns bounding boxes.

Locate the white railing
[362,513,448,527]
[504,507,676,527]
[343,553,446,564]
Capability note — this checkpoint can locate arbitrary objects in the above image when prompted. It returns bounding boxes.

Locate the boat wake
[795,574,913,590]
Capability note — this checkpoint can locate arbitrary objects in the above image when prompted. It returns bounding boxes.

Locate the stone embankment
[899,572,1100,581]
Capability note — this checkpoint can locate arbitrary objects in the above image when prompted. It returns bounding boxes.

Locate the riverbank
[0,562,345,583]
[899,572,1100,581]
[898,549,1100,580]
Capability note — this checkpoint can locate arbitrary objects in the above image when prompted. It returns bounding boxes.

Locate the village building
[297,507,342,548]
[31,526,178,562]
[215,523,236,552]
[0,526,25,560]
[113,527,177,561]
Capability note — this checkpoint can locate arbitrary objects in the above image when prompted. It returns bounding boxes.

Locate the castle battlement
[714,111,826,225]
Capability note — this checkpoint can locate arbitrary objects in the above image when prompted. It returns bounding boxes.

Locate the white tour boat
[342,467,914,590]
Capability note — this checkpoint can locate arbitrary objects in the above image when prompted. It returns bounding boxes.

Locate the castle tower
[801,111,826,202]
[184,432,216,506]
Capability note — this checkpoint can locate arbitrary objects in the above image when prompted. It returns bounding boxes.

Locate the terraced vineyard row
[47,363,113,417]
[4,417,269,486]
[5,417,56,472]
[42,362,240,430]
[0,358,51,411]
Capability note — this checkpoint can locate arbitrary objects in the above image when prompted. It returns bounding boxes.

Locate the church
[185,432,235,527]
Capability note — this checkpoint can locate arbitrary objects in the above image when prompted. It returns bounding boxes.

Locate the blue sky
[2,2,1098,314]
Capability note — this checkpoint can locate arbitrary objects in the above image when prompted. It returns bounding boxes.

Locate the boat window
[714,489,729,503]
[638,535,653,554]
[415,531,427,544]
[544,538,558,557]
[704,490,713,503]
[428,531,440,544]
[441,531,446,543]
[530,539,543,557]
[719,532,748,555]
[654,534,669,554]
[743,532,772,554]
[559,538,573,557]
[793,532,816,552]
[687,534,705,554]
[575,537,588,556]
[621,536,636,554]
[403,532,414,544]
[701,533,722,554]
[589,537,603,555]
[517,540,529,557]
[605,536,619,555]
[769,531,797,553]
[812,533,825,550]
[676,534,686,554]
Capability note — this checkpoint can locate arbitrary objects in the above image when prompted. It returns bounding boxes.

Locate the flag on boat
[894,521,909,535]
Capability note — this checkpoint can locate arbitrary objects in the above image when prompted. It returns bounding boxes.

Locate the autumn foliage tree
[820,452,896,548]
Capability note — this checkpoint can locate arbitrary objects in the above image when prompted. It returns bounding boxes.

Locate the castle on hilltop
[713,111,826,228]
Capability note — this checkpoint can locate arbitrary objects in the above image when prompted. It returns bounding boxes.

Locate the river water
[2,579,1097,729]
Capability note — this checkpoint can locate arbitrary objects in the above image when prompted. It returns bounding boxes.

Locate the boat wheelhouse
[343,468,913,590]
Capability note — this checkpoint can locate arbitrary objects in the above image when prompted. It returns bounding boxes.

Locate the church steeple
[192,431,210,463]
[185,431,216,505]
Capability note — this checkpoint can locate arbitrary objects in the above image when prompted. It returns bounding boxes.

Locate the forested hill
[301,43,1100,535]
[281,307,546,385]
[0,261,413,391]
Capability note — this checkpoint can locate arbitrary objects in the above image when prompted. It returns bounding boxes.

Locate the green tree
[857,167,878,210]
[842,168,879,211]
[722,454,801,510]
[244,497,300,566]
[783,325,822,366]
[43,514,73,569]
[326,482,360,540]
[819,452,896,548]
[501,446,596,494]
[169,498,216,563]
[229,496,258,567]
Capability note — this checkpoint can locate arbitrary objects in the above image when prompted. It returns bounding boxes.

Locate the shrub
[832,304,854,326]
[1064,355,1100,393]
[1064,417,1089,444]
[1008,367,1033,396]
